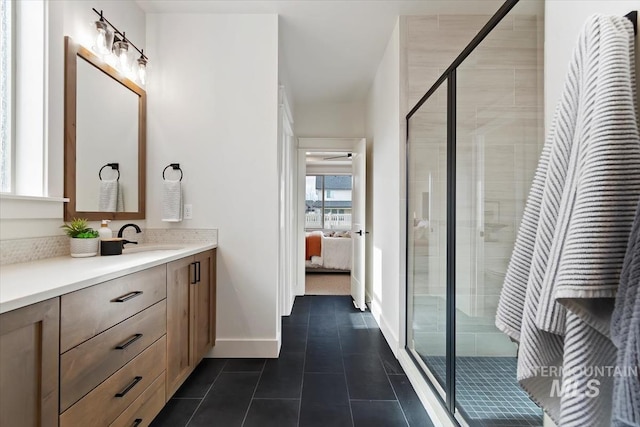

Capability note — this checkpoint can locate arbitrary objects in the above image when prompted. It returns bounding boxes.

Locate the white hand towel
[99,179,118,212]
[117,183,124,212]
[162,180,182,222]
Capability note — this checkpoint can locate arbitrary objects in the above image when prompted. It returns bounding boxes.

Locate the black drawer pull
[115,376,143,398]
[196,261,201,283]
[190,262,197,284]
[132,419,143,427]
[113,291,143,303]
[115,333,143,350]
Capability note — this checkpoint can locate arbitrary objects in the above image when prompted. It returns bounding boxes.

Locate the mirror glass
[64,36,146,220]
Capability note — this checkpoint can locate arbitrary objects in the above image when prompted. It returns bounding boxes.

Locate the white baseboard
[207,338,281,358]
[369,303,400,357]
[398,350,456,427]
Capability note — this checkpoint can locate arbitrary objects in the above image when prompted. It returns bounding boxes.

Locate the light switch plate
[184,204,193,219]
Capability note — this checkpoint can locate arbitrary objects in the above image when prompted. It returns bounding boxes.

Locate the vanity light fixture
[137,51,147,85]
[91,8,148,85]
[112,33,130,71]
[93,11,111,55]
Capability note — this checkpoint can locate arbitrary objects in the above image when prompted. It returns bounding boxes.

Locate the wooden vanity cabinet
[0,298,60,427]
[166,249,216,398]
[0,248,216,426]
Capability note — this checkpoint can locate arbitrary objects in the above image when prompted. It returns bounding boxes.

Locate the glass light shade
[112,39,130,73]
[137,57,147,85]
[94,20,109,55]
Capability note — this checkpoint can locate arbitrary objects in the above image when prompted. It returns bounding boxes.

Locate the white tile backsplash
[1,235,70,265]
[0,228,218,265]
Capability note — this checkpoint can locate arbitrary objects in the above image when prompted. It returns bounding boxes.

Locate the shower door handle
[355,230,369,236]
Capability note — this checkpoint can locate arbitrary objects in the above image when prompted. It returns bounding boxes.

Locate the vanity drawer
[60,336,166,427]
[61,265,167,352]
[60,300,166,412]
[110,373,166,427]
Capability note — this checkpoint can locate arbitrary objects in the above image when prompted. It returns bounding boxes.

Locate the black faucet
[117,223,142,245]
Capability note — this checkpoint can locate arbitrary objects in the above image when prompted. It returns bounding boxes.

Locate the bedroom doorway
[297,138,368,307]
[305,174,353,296]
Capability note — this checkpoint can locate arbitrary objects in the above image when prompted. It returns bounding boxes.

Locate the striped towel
[495,14,640,426]
[611,199,640,427]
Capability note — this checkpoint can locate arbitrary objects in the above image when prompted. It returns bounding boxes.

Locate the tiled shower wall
[405,11,545,357]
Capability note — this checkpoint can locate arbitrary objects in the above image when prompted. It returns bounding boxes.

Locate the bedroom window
[305,175,352,230]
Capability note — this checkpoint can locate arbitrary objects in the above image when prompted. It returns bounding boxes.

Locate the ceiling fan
[323,153,352,160]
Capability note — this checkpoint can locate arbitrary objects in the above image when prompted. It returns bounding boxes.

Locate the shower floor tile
[424,356,542,427]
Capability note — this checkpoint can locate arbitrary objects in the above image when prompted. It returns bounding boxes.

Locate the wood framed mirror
[64,36,146,220]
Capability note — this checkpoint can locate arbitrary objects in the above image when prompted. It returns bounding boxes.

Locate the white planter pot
[70,237,99,258]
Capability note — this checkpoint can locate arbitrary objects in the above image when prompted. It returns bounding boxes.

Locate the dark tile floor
[151,295,434,427]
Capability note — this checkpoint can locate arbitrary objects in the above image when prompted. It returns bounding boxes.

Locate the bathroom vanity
[0,244,216,427]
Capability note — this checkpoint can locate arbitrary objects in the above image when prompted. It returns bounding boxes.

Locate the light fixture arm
[92,8,148,61]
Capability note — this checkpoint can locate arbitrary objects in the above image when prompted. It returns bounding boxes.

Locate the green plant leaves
[61,217,98,238]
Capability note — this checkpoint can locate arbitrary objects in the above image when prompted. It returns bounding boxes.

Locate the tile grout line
[366,308,411,427]
[297,297,310,427]
[184,358,229,427]
[384,356,411,427]
[336,300,356,427]
[240,359,267,427]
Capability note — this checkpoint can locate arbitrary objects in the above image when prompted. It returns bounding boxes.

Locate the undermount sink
[122,244,185,254]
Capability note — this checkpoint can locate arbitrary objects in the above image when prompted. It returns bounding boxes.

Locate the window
[0,0,11,192]
[305,175,352,230]
[0,0,46,196]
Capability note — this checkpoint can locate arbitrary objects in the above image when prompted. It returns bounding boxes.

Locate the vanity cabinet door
[166,256,196,398]
[0,298,60,427]
[194,249,216,362]
[166,250,217,399]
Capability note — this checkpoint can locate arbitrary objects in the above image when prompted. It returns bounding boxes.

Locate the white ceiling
[136,0,505,106]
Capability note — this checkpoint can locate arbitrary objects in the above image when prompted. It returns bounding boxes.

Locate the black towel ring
[99,163,120,181]
[163,163,183,181]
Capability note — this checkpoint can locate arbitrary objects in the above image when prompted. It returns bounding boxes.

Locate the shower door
[405,0,545,425]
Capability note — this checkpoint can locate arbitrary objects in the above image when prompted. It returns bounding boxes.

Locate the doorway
[304,173,353,296]
[296,138,367,309]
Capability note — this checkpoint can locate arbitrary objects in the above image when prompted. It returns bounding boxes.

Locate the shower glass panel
[407,80,448,393]
[454,1,544,425]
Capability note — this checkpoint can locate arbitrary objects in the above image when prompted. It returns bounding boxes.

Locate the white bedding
[321,235,352,270]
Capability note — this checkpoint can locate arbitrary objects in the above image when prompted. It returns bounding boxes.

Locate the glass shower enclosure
[405,0,545,425]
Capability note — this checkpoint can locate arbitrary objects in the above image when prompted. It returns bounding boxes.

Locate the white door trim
[296,137,365,297]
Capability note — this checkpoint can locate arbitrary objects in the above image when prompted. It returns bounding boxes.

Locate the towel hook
[99,163,120,181]
[163,163,183,181]
[625,11,637,35]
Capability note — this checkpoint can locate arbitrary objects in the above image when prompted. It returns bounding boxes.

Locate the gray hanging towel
[99,178,118,212]
[495,14,640,427]
[611,199,640,427]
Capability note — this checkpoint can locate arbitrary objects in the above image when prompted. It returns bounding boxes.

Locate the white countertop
[0,243,217,314]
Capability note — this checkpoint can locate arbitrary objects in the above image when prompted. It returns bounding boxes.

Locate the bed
[305,231,352,272]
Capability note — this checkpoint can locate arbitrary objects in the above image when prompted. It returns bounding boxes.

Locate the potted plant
[61,218,100,257]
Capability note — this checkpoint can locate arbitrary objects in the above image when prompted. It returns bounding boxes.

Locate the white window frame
[0,0,67,219]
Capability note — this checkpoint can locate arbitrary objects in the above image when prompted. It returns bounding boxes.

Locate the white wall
[146,13,280,357]
[365,18,402,354]
[1,0,146,240]
[295,102,366,138]
[545,1,639,132]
